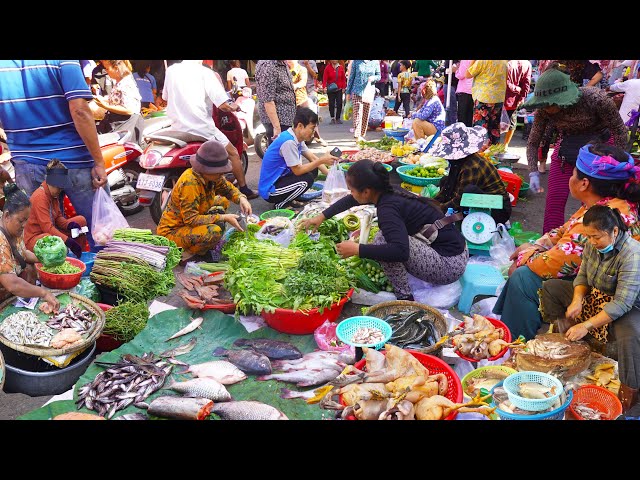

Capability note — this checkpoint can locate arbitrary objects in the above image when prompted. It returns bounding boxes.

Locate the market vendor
[299,159,468,301]
[258,107,335,209]
[157,139,252,257]
[24,160,87,259]
[0,183,60,310]
[539,205,640,416]
[493,143,640,340]
[409,79,445,140]
[432,122,512,224]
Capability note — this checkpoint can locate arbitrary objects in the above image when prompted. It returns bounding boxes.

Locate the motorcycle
[136,106,249,225]
[231,86,267,159]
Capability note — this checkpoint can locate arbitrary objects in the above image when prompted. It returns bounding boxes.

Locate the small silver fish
[166,377,232,402]
[160,338,198,358]
[211,401,288,420]
[165,317,204,341]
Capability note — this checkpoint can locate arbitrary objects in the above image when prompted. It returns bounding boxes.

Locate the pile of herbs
[223,231,356,315]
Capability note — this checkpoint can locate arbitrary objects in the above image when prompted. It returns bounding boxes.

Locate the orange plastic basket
[569,385,623,420]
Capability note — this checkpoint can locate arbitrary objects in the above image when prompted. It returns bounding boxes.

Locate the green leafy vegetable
[40,261,82,274]
[34,235,68,267]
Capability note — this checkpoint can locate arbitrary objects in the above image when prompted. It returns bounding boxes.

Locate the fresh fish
[211,401,288,420]
[165,317,204,341]
[166,378,232,401]
[180,360,247,385]
[257,368,340,387]
[233,338,303,360]
[146,396,213,420]
[280,388,317,400]
[160,338,198,358]
[519,382,556,399]
[212,347,272,375]
[273,358,346,373]
[113,413,148,420]
[272,349,355,366]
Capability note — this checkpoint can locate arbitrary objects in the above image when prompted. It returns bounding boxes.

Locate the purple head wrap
[576,145,640,184]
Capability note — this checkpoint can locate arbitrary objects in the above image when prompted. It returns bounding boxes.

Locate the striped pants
[267,170,316,209]
[351,94,371,138]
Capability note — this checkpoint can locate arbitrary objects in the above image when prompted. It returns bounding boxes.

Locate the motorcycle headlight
[139,149,163,168]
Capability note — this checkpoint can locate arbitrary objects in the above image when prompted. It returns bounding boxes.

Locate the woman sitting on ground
[23,160,87,259]
[493,143,640,340]
[540,205,640,416]
[409,79,445,140]
[0,183,60,310]
[300,159,468,301]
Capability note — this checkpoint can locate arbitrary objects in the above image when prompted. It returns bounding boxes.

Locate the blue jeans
[13,161,109,249]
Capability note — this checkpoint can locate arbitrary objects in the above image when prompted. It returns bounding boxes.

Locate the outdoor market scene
[0,59,639,421]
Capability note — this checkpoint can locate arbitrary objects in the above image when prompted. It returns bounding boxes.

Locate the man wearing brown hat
[157,140,252,257]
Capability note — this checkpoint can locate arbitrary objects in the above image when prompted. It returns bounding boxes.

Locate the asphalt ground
[0,103,579,419]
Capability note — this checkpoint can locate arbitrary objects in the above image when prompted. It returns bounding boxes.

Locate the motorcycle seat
[145,129,208,145]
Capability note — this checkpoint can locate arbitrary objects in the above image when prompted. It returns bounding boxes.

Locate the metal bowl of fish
[336,316,393,350]
[502,371,565,412]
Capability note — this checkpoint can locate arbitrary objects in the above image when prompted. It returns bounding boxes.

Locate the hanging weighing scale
[460,193,503,256]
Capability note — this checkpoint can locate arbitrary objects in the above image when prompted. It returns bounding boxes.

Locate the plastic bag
[489,223,516,266]
[351,289,397,306]
[499,107,511,134]
[408,274,462,310]
[402,118,414,130]
[362,82,375,103]
[314,319,354,353]
[470,297,500,319]
[368,97,386,128]
[34,235,68,267]
[343,100,353,121]
[322,162,349,205]
[91,187,129,245]
[255,218,295,247]
[508,221,542,247]
[74,278,100,303]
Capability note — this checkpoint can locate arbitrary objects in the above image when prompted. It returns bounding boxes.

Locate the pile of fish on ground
[20,308,340,420]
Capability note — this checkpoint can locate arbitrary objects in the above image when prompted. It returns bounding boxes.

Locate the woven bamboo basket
[0,291,105,357]
[365,300,447,358]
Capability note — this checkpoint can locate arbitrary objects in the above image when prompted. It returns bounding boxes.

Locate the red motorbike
[136,107,249,225]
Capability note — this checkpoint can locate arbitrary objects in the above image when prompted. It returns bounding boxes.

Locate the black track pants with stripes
[267,169,317,209]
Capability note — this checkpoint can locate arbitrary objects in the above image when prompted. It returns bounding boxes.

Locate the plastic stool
[457,264,505,314]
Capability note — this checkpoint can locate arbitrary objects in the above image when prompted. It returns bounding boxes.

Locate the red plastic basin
[35,257,86,290]
[95,303,124,353]
[452,317,512,362]
[261,289,354,335]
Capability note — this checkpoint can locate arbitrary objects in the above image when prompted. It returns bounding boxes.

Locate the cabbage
[419,155,449,169]
[34,235,68,267]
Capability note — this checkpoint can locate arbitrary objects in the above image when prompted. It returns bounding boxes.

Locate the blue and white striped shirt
[0,60,94,168]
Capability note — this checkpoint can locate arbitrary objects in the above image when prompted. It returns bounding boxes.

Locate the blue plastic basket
[299,181,324,201]
[502,371,564,412]
[490,381,573,420]
[336,316,393,350]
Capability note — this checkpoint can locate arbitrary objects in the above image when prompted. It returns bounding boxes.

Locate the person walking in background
[503,60,532,149]
[0,60,107,248]
[346,60,381,143]
[465,60,509,145]
[226,60,250,91]
[255,60,297,146]
[133,60,158,110]
[608,76,640,124]
[414,60,439,80]
[455,60,474,127]
[390,60,401,98]
[376,60,390,98]
[90,60,113,97]
[442,60,459,126]
[521,64,627,233]
[299,60,327,147]
[323,60,347,124]
[394,60,413,119]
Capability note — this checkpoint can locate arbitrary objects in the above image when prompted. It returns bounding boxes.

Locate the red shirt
[504,60,532,110]
[322,63,347,90]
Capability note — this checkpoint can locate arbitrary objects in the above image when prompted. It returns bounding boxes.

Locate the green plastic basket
[396,165,443,186]
[341,162,392,172]
[259,209,296,221]
[519,182,530,198]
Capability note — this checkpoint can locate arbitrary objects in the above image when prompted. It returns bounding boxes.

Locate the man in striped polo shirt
[0,60,107,248]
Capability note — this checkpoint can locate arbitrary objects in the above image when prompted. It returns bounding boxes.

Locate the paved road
[0,104,578,419]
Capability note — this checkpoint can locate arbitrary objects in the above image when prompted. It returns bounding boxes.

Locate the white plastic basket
[503,371,564,412]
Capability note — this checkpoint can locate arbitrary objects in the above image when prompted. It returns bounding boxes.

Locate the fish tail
[212,347,228,357]
[233,338,248,347]
[280,388,303,399]
[175,365,190,375]
[256,375,272,381]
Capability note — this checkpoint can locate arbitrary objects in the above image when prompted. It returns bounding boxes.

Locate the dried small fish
[351,326,385,345]
[165,317,203,341]
[0,311,53,346]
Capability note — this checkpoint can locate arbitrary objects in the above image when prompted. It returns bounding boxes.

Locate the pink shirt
[455,60,473,94]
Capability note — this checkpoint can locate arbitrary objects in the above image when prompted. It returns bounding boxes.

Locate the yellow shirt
[467,60,508,104]
[156,168,241,235]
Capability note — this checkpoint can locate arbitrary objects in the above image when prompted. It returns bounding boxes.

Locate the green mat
[19,308,329,420]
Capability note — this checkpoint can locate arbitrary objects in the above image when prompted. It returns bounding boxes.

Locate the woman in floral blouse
[493,143,640,340]
[157,140,252,257]
[94,60,141,134]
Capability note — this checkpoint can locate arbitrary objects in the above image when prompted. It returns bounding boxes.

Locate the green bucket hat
[522,68,581,110]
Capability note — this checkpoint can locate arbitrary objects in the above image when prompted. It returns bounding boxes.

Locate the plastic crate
[497,169,522,206]
[503,371,564,412]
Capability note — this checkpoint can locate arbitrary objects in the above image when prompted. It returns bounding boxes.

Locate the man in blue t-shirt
[0,60,108,247]
[258,107,335,209]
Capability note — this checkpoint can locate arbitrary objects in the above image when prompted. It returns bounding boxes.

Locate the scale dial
[461,212,496,244]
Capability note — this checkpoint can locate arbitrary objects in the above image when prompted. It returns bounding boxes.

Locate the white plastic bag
[469,297,500,318]
[362,82,375,103]
[351,289,397,306]
[408,274,462,310]
[489,223,516,266]
[322,162,349,205]
[91,186,129,245]
[499,107,511,134]
[255,218,295,247]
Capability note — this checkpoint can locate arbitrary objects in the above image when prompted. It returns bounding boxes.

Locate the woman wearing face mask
[540,204,640,416]
[23,160,88,259]
[0,183,60,310]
